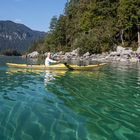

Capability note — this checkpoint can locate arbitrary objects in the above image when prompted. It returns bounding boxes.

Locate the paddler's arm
[48,58,60,65]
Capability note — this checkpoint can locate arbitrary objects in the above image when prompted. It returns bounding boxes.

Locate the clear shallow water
[0,56,140,140]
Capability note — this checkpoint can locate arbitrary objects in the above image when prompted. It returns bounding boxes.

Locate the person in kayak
[45,52,59,66]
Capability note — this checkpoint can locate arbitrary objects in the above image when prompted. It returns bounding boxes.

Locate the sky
[0,0,67,32]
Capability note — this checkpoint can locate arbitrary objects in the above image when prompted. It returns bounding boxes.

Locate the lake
[0,56,140,140]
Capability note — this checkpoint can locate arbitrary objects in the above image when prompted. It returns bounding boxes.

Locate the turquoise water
[0,56,140,140]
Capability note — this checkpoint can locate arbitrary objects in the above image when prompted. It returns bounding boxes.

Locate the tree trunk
[138,25,140,48]
[121,29,124,46]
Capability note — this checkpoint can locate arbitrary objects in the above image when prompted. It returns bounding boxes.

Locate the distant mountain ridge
[0,20,45,54]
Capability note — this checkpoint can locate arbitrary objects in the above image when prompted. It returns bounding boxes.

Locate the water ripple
[0,59,140,139]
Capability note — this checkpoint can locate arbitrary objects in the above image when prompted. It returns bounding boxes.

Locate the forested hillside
[29,0,140,55]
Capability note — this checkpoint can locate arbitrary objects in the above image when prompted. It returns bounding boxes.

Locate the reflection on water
[0,57,140,140]
[44,71,56,86]
[44,70,67,86]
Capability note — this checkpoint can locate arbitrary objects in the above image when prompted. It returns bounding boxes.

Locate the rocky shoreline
[25,46,140,63]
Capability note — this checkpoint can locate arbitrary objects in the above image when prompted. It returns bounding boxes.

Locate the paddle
[58,58,74,70]
[63,62,74,71]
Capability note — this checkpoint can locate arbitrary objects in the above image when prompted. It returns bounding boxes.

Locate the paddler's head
[47,52,51,58]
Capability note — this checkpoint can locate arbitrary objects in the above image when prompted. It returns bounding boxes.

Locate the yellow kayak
[6,63,107,71]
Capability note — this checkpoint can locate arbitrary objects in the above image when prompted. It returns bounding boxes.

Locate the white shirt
[45,57,57,66]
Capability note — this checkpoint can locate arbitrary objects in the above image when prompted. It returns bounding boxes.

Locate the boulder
[71,48,79,56]
[64,52,71,57]
[136,47,140,54]
[57,51,63,55]
[116,46,125,53]
[109,51,120,56]
[44,52,48,57]
[122,49,132,54]
[63,52,71,59]
[83,52,90,57]
[27,51,39,58]
[130,57,139,62]
[120,58,128,62]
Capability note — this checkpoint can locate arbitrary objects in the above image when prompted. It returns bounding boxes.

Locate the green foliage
[29,0,140,54]
[49,16,58,31]
[117,0,140,46]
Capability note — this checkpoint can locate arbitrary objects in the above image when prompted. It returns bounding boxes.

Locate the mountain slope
[0,20,45,54]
